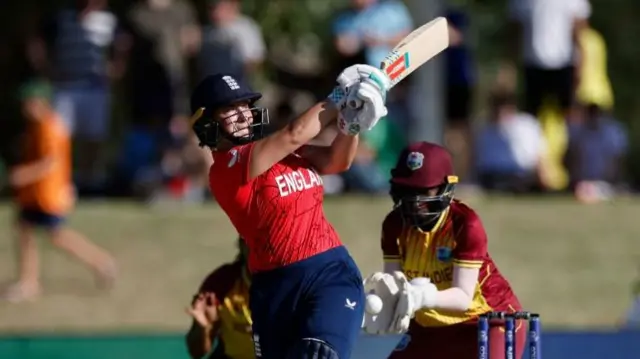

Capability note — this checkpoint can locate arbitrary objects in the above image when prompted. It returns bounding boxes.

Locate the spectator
[198,0,266,83]
[444,8,476,181]
[476,92,548,193]
[3,80,116,303]
[27,0,126,193]
[333,0,412,68]
[155,120,213,204]
[342,141,387,194]
[127,0,200,123]
[343,119,406,194]
[576,24,614,113]
[565,23,621,204]
[507,0,591,118]
[565,103,627,203]
[332,0,413,133]
[123,0,204,201]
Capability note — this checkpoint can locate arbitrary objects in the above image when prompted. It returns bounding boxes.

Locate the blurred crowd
[3,0,628,204]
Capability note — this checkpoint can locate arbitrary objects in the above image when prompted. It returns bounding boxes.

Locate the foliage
[465,0,640,183]
[1,0,639,183]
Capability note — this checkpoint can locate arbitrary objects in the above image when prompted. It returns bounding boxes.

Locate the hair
[585,103,603,118]
[235,236,248,263]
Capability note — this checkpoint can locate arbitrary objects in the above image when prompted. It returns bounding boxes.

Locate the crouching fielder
[363,142,525,359]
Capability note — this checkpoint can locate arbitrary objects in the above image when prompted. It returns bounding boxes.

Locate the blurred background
[0,0,639,358]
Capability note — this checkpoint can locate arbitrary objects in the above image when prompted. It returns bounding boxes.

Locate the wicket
[477,311,541,359]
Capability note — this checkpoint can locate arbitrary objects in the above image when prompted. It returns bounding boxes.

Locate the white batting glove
[337,81,388,135]
[339,64,390,111]
[328,64,390,136]
[391,274,438,333]
[362,272,400,335]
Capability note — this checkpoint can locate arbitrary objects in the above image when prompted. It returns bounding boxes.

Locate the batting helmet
[189,74,269,148]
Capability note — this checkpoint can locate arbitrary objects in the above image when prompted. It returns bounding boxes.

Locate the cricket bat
[380,17,450,88]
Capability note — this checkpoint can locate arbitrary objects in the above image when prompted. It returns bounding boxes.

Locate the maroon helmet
[390,142,459,227]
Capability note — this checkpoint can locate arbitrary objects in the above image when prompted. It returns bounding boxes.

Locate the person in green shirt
[343,114,407,193]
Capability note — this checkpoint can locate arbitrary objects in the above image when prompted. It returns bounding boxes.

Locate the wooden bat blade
[380,17,450,88]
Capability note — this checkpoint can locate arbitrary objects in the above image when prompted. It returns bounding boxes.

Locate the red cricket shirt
[209,143,342,273]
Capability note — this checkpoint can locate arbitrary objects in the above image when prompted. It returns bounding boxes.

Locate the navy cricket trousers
[249,246,365,359]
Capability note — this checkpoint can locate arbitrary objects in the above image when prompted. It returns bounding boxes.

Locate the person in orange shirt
[363,142,525,359]
[2,80,116,303]
[186,237,253,359]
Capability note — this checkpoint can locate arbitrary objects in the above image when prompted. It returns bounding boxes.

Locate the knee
[47,228,67,246]
[288,338,340,359]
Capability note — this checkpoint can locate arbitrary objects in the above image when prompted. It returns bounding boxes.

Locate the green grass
[0,196,638,333]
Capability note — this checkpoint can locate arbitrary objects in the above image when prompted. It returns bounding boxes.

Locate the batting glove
[328,64,391,136]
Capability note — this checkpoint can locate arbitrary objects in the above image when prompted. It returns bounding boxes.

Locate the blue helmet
[189,74,269,148]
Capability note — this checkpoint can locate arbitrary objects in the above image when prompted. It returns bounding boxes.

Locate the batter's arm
[298,132,359,174]
[249,101,338,180]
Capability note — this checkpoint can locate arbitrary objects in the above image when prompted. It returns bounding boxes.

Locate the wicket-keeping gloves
[328,64,390,136]
[392,273,438,333]
[362,272,401,335]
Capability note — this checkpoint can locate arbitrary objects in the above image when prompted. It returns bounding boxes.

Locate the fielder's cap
[190,74,262,115]
[390,141,456,188]
[18,79,53,101]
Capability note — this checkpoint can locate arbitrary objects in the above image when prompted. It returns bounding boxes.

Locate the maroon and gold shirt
[209,144,342,273]
[198,262,254,359]
[381,200,521,327]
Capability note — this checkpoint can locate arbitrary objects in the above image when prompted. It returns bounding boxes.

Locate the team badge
[222,75,240,90]
[394,334,411,352]
[228,149,239,167]
[406,151,424,171]
[436,247,452,262]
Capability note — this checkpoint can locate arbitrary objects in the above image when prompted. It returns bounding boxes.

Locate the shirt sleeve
[381,210,402,263]
[237,19,266,63]
[527,114,547,159]
[451,206,487,269]
[332,12,355,36]
[210,144,255,188]
[385,1,413,34]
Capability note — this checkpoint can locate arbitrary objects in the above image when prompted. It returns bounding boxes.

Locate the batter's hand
[328,64,390,136]
[186,292,219,329]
